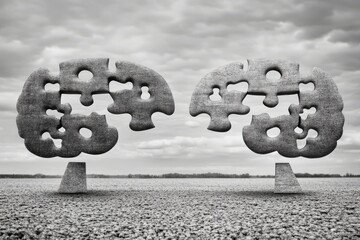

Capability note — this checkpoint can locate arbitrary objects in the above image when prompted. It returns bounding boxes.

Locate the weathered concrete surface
[274,163,302,193]
[16,58,174,157]
[59,58,110,106]
[58,162,87,193]
[243,65,344,158]
[16,68,118,158]
[189,63,249,132]
[190,59,344,158]
[108,61,175,131]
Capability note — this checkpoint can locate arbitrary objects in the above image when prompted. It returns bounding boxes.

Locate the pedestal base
[58,162,87,193]
[274,163,302,193]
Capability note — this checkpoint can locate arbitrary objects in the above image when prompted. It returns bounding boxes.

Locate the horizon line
[0,172,359,178]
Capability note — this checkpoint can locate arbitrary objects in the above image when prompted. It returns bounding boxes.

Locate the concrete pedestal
[58,162,87,193]
[274,163,302,193]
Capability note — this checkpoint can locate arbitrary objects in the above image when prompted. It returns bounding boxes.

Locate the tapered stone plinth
[274,163,302,193]
[58,162,87,193]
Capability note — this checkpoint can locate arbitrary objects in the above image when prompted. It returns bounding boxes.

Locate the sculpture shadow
[221,190,313,199]
[45,189,314,200]
[46,190,119,198]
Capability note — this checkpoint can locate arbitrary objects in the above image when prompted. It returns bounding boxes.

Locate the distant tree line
[87,174,127,178]
[294,173,342,178]
[158,173,251,178]
[0,174,61,178]
[0,172,359,178]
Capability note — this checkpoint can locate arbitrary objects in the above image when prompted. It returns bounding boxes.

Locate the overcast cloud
[0,0,359,175]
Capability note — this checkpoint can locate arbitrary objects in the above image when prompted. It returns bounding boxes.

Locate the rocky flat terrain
[0,178,359,239]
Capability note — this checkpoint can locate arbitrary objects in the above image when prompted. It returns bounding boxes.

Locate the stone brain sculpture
[17,58,175,158]
[190,59,344,158]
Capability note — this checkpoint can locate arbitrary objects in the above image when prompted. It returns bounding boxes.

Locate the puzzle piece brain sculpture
[17,58,175,158]
[190,59,344,158]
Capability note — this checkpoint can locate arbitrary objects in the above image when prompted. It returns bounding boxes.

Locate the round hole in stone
[299,82,315,92]
[46,109,63,119]
[209,87,221,101]
[308,129,318,138]
[109,81,133,92]
[78,70,93,81]
[297,139,306,149]
[300,107,316,120]
[41,132,62,148]
[42,132,51,140]
[80,128,92,138]
[44,83,60,91]
[267,127,280,138]
[141,86,150,100]
[295,127,303,134]
[266,70,281,80]
[227,81,248,92]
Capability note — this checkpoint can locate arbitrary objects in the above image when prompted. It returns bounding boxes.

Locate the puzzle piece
[17,58,175,158]
[243,67,344,158]
[16,69,68,158]
[60,113,118,157]
[107,61,175,131]
[59,58,110,106]
[246,59,300,107]
[189,63,250,132]
[16,68,118,158]
[242,105,301,157]
[190,59,344,158]
[295,68,344,157]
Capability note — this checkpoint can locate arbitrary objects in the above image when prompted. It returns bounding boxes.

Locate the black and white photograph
[0,0,359,239]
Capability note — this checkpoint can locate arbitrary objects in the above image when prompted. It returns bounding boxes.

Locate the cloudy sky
[0,0,359,175]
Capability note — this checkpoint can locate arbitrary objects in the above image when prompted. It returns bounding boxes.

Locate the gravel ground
[0,178,359,239]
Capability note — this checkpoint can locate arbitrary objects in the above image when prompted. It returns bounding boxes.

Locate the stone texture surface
[189,63,249,132]
[59,58,110,106]
[58,162,87,193]
[1,178,359,239]
[108,61,175,131]
[190,59,344,158]
[16,67,118,158]
[246,59,300,108]
[274,163,302,193]
[16,58,174,157]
